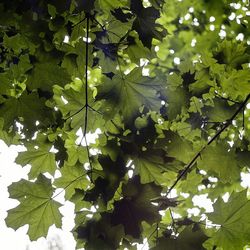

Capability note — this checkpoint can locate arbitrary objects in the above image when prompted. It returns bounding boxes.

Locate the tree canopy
[1,0,250,249]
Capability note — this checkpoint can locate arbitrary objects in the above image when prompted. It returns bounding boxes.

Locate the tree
[1,0,250,249]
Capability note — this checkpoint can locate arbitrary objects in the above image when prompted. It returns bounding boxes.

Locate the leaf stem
[52,172,88,199]
[166,94,250,196]
[72,16,86,27]
[64,105,86,121]
[141,224,158,249]
[214,93,241,104]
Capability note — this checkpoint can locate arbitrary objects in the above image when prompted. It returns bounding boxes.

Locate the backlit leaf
[6,175,62,240]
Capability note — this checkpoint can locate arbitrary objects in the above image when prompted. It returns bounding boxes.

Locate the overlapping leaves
[1,0,250,248]
[97,67,165,121]
[206,190,250,250]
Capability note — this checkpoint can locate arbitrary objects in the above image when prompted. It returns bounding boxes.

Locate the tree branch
[166,94,250,196]
[82,14,94,183]
[64,105,86,121]
[83,14,90,137]
[52,172,89,199]
[214,93,241,104]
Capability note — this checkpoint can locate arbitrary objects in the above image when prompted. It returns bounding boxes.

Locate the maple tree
[1,0,250,249]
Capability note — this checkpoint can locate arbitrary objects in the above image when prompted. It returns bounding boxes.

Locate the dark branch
[166,94,250,196]
[82,14,94,183]
[215,93,241,104]
[64,105,86,121]
[72,16,86,27]
[52,172,89,199]
[142,224,158,249]
[83,14,90,137]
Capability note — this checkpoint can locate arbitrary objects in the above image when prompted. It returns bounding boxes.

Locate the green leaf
[0,92,52,133]
[134,115,149,130]
[66,145,88,166]
[64,132,89,165]
[180,170,203,193]
[216,40,248,68]
[15,147,57,179]
[165,132,193,164]
[167,87,188,119]
[131,2,167,49]
[167,72,183,90]
[3,33,34,54]
[152,226,207,250]
[197,143,240,183]
[5,175,62,240]
[206,190,250,250]
[28,63,71,91]
[204,99,237,123]
[0,73,13,95]
[111,176,161,238]
[97,67,164,121]
[125,33,152,64]
[133,155,167,184]
[77,214,125,250]
[53,82,103,132]
[96,0,127,11]
[54,162,89,199]
[106,19,132,43]
[220,69,250,101]
[0,118,19,145]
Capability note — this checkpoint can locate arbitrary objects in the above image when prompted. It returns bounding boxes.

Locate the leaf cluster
[0,0,250,249]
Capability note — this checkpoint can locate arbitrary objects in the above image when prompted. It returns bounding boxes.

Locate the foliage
[1,0,250,249]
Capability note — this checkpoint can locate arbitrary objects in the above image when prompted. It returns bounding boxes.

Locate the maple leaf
[15,147,57,179]
[111,176,161,238]
[0,92,52,134]
[152,226,208,250]
[28,63,71,91]
[133,155,167,184]
[5,175,62,240]
[165,132,193,164]
[96,0,126,10]
[54,162,89,199]
[130,0,166,48]
[206,190,250,250]
[97,67,164,121]
[220,69,250,101]
[77,214,125,250]
[53,83,103,132]
[197,143,240,183]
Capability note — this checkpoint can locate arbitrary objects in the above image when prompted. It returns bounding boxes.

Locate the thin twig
[84,135,93,182]
[156,223,159,242]
[169,208,175,225]
[83,14,90,137]
[72,16,86,27]
[64,104,102,121]
[52,172,88,199]
[166,94,250,196]
[242,107,245,130]
[88,105,103,115]
[215,93,241,104]
[110,119,121,130]
[141,224,158,250]
[64,105,86,121]
[81,14,94,183]
[92,16,106,30]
